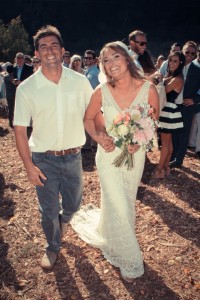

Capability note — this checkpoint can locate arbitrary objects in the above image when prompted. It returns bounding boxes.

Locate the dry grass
[0,117,200,300]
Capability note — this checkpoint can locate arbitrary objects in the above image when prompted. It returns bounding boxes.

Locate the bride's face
[103,47,129,79]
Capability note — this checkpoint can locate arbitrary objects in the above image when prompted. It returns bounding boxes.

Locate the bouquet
[107,103,157,170]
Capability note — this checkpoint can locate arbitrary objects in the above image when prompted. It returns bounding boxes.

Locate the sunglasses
[133,41,147,46]
[84,57,93,60]
[185,50,196,56]
[73,59,81,63]
[33,60,40,64]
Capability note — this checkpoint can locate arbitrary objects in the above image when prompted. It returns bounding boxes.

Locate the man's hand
[97,132,115,152]
[26,165,47,186]
[183,98,194,106]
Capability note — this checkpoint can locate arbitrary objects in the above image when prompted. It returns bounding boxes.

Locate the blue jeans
[32,151,83,253]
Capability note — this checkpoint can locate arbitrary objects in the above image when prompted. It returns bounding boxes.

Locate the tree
[0,16,32,63]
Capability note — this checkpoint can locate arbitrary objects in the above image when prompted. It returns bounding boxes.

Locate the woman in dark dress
[154,51,185,178]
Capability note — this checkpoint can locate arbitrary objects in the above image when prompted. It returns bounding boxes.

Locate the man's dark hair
[33,25,63,51]
[128,30,146,42]
[171,42,181,49]
[6,64,14,74]
[84,50,96,59]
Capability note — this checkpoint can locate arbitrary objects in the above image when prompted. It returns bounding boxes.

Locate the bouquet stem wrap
[112,149,134,170]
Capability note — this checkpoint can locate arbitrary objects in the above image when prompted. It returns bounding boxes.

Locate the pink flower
[114,114,123,125]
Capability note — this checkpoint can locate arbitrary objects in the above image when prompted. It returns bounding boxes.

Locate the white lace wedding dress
[71,81,151,278]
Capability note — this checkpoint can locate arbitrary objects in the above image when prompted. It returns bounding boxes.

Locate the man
[4,64,16,128]
[62,50,71,68]
[159,42,181,77]
[14,25,93,270]
[13,52,33,85]
[170,41,200,168]
[84,49,99,89]
[128,30,147,72]
[188,44,200,157]
[83,49,100,150]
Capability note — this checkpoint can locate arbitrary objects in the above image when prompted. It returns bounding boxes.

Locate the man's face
[129,34,147,55]
[16,55,25,67]
[63,54,71,65]
[197,48,200,63]
[83,54,95,67]
[35,35,64,68]
[183,45,197,65]
[170,46,181,54]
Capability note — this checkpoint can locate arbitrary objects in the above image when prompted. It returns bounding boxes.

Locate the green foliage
[0,16,32,62]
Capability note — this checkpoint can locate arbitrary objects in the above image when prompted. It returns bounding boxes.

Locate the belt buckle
[55,150,65,156]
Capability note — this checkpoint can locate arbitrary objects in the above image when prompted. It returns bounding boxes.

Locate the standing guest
[159,42,181,77]
[71,41,159,282]
[188,44,200,157]
[128,29,147,72]
[155,55,165,70]
[3,64,16,128]
[170,41,200,168]
[138,49,156,76]
[84,50,100,89]
[32,56,41,72]
[62,51,71,68]
[0,65,5,99]
[83,49,100,151]
[14,25,93,270]
[24,55,33,66]
[13,52,34,137]
[69,54,84,74]
[154,51,185,178]
[13,52,33,86]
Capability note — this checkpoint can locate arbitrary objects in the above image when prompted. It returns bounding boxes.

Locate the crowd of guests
[1,31,200,168]
[1,31,200,167]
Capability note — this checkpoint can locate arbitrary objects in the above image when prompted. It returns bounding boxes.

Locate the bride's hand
[127,144,140,154]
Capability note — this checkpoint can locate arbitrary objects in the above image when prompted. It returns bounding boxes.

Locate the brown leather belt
[46,147,81,156]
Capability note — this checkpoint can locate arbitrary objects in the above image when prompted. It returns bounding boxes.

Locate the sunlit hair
[33,25,63,51]
[182,41,197,51]
[69,54,82,70]
[99,41,144,87]
[167,51,185,77]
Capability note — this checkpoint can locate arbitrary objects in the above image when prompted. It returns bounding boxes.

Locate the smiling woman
[71,41,159,282]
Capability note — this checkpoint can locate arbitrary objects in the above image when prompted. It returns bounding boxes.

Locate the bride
[71,41,159,282]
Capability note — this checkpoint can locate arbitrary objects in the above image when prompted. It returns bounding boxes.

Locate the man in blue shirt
[84,50,99,89]
[83,50,100,150]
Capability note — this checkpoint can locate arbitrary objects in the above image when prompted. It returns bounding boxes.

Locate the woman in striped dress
[154,51,185,178]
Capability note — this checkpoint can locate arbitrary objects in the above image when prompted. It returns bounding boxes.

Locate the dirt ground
[0,116,200,300]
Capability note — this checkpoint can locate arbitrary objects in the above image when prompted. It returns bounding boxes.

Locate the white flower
[117,124,129,136]
[131,109,141,121]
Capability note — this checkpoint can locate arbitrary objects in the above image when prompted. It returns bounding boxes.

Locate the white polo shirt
[14,66,93,152]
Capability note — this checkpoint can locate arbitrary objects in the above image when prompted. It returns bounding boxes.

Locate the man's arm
[14,126,46,186]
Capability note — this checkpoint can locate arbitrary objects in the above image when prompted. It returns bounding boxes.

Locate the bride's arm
[84,87,115,152]
[148,84,160,120]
